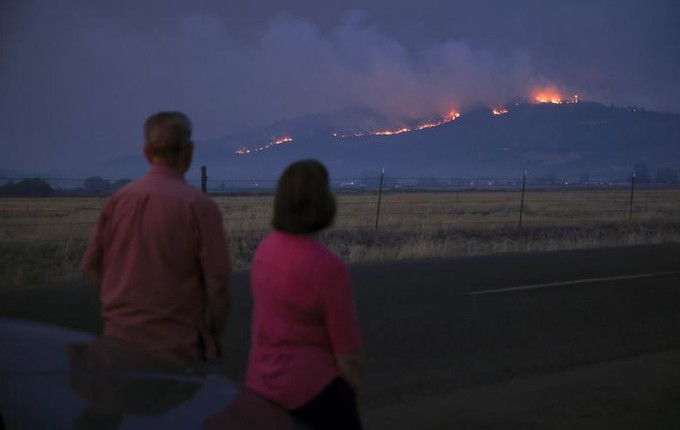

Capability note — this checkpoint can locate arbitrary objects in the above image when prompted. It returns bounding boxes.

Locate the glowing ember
[492,108,509,115]
[235,135,293,155]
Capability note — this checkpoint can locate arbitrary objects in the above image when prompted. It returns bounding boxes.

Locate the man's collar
[148,164,185,179]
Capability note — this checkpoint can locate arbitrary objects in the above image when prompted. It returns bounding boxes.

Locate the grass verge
[2,221,678,288]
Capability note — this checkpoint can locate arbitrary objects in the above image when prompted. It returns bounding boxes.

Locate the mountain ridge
[193,101,680,181]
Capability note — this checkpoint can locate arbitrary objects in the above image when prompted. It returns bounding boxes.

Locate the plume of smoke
[246,11,541,122]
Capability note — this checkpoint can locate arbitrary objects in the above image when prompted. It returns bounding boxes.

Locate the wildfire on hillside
[235,136,292,155]
[333,110,460,139]
[233,88,582,156]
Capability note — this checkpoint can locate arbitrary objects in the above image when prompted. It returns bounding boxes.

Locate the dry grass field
[1,188,679,287]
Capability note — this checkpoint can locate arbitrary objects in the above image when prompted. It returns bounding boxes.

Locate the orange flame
[373,127,411,136]
[531,87,581,105]
[415,111,459,130]
[235,135,293,155]
[415,121,440,130]
[532,86,566,104]
[444,111,461,121]
[333,110,460,139]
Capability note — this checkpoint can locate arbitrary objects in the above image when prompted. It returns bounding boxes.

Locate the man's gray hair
[144,111,192,157]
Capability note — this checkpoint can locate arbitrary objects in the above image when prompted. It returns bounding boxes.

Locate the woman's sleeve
[323,263,362,354]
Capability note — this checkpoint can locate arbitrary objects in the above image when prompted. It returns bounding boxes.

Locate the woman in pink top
[245,159,363,429]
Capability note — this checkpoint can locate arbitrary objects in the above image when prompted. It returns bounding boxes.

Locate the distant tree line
[0,178,53,197]
[0,176,133,197]
[82,176,132,194]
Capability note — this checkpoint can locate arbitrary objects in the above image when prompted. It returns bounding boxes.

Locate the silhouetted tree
[0,178,53,197]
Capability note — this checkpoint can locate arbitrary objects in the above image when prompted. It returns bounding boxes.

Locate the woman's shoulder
[257,232,345,267]
[305,238,346,271]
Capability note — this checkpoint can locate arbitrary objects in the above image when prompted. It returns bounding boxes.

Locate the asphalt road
[2,243,679,428]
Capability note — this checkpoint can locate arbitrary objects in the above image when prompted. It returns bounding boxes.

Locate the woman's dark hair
[272,159,337,235]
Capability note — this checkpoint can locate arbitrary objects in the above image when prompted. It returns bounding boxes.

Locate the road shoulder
[363,348,680,429]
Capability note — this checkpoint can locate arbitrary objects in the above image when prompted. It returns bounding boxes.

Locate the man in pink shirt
[246,160,363,429]
[81,111,231,365]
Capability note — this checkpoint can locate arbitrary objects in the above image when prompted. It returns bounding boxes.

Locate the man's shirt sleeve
[80,204,108,286]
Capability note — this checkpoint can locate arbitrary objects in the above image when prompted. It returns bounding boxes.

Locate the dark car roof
[0,318,300,429]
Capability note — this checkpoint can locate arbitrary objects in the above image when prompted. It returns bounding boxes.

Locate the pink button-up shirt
[81,165,231,363]
[245,232,362,409]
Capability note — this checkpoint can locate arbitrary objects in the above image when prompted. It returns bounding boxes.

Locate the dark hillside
[184,102,680,181]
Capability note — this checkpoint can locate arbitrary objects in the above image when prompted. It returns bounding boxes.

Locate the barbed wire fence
[2,167,679,230]
[1,167,679,286]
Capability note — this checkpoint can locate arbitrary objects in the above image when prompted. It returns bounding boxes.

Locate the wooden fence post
[518,169,527,230]
[628,171,636,224]
[375,168,385,232]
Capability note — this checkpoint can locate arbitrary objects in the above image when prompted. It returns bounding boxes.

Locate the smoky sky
[1,0,679,176]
